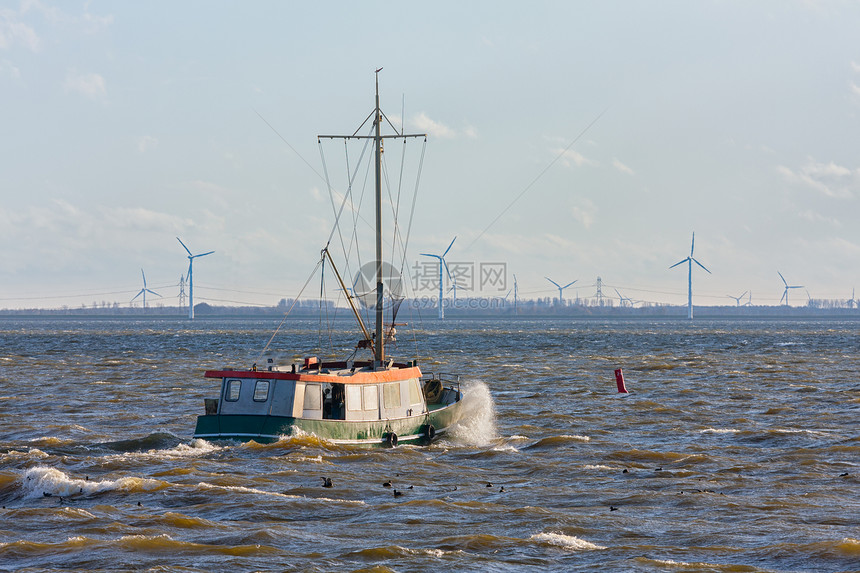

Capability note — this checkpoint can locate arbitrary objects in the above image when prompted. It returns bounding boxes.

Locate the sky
[2,0,860,310]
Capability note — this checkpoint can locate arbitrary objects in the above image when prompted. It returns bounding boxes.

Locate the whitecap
[20,466,165,498]
[700,428,739,434]
[530,531,606,551]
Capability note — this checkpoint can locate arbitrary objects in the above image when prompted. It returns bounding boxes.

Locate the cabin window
[383,382,401,409]
[346,385,362,411]
[408,379,422,406]
[225,379,242,401]
[304,383,321,410]
[363,385,378,410]
[253,380,270,402]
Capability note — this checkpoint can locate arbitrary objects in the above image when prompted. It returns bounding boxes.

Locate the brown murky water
[1,317,858,572]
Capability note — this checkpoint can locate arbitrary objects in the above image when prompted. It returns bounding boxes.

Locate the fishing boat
[193,71,465,446]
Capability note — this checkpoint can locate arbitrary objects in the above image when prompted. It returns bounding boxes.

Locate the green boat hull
[194,401,462,446]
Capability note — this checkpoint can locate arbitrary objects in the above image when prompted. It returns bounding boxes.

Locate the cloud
[99,206,192,233]
[0,8,40,51]
[570,198,597,229]
[554,148,597,168]
[612,158,635,175]
[21,0,112,33]
[411,112,456,139]
[0,58,21,80]
[797,209,841,228]
[777,158,858,199]
[137,136,158,153]
[63,69,106,100]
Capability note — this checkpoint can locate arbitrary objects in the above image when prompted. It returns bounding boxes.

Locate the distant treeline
[1,298,858,319]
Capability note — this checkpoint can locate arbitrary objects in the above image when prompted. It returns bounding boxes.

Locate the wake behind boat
[193,70,466,446]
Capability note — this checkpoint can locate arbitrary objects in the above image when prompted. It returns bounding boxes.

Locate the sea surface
[0,317,858,572]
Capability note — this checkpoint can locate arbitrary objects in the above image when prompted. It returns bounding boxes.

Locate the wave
[342,545,458,561]
[634,556,746,571]
[530,532,606,551]
[524,435,591,450]
[0,534,280,558]
[18,466,167,499]
[100,431,184,453]
[194,482,366,505]
[446,380,498,447]
[103,438,223,462]
[0,448,49,463]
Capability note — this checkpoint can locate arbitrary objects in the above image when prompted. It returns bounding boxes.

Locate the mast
[317,70,426,367]
[374,68,385,365]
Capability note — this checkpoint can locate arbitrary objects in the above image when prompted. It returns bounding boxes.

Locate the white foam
[530,532,606,551]
[103,439,223,463]
[584,464,613,470]
[1,448,48,462]
[446,380,498,447]
[700,428,739,434]
[195,482,366,505]
[20,466,165,498]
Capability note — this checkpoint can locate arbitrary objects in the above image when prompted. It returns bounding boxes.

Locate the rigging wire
[467,107,608,250]
[255,255,324,364]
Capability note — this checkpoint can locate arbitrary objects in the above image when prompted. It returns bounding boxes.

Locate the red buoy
[614,368,629,393]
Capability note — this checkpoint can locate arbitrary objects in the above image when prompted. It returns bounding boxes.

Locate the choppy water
[1,317,858,572]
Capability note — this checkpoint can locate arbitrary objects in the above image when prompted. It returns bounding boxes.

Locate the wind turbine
[545,277,577,306]
[177,237,214,319]
[615,288,634,307]
[727,291,748,307]
[669,232,710,320]
[131,269,161,310]
[777,271,803,307]
[420,236,455,319]
[848,288,856,309]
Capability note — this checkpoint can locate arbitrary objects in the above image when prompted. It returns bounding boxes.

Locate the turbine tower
[177,237,214,319]
[727,291,748,307]
[420,236,455,319]
[847,288,856,309]
[777,271,803,307]
[545,277,577,306]
[131,268,161,310]
[669,232,710,320]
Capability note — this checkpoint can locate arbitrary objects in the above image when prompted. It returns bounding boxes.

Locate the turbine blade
[420,253,441,259]
[690,232,695,257]
[545,277,561,288]
[146,289,161,297]
[778,271,787,286]
[194,250,215,258]
[562,281,577,289]
[669,258,688,269]
[692,258,711,274]
[442,236,456,257]
[131,290,144,302]
[177,237,193,256]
